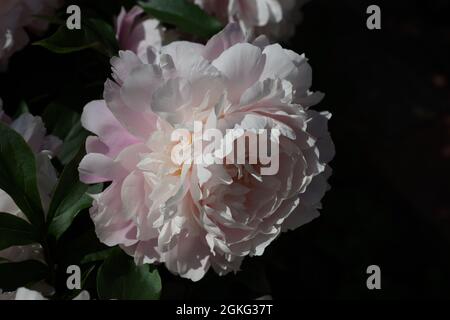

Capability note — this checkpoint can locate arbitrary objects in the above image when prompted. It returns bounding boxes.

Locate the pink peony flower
[194,0,309,41]
[79,23,334,281]
[0,0,61,70]
[115,6,165,60]
[0,98,61,263]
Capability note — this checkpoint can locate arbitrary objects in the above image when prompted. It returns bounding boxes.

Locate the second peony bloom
[78,23,334,281]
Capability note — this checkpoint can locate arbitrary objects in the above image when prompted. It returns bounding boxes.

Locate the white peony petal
[212,43,266,102]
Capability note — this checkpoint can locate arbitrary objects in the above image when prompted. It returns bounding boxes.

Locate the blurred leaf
[0,123,44,229]
[48,148,102,239]
[97,249,161,300]
[139,0,223,38]
[0,260,48,291]
[0,213,40,251]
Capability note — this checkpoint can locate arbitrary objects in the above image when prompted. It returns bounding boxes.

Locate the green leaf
[58,121,89,165]
[42,103,87,165]
[34,25,99,54]
[0,123,44,229]
[47,148,102,239]
[0,260,48,291]
[84,18,119,57]
[34,18,119,57]
[139,0,223,38]
[13,100,29,118]
[0,213,40,251]
[42,103,80,140]
[47,184,100,240]
[81,247,116,264]
[97,249,161,300]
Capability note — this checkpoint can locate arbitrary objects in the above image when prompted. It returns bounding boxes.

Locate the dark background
[1,0,449,299]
